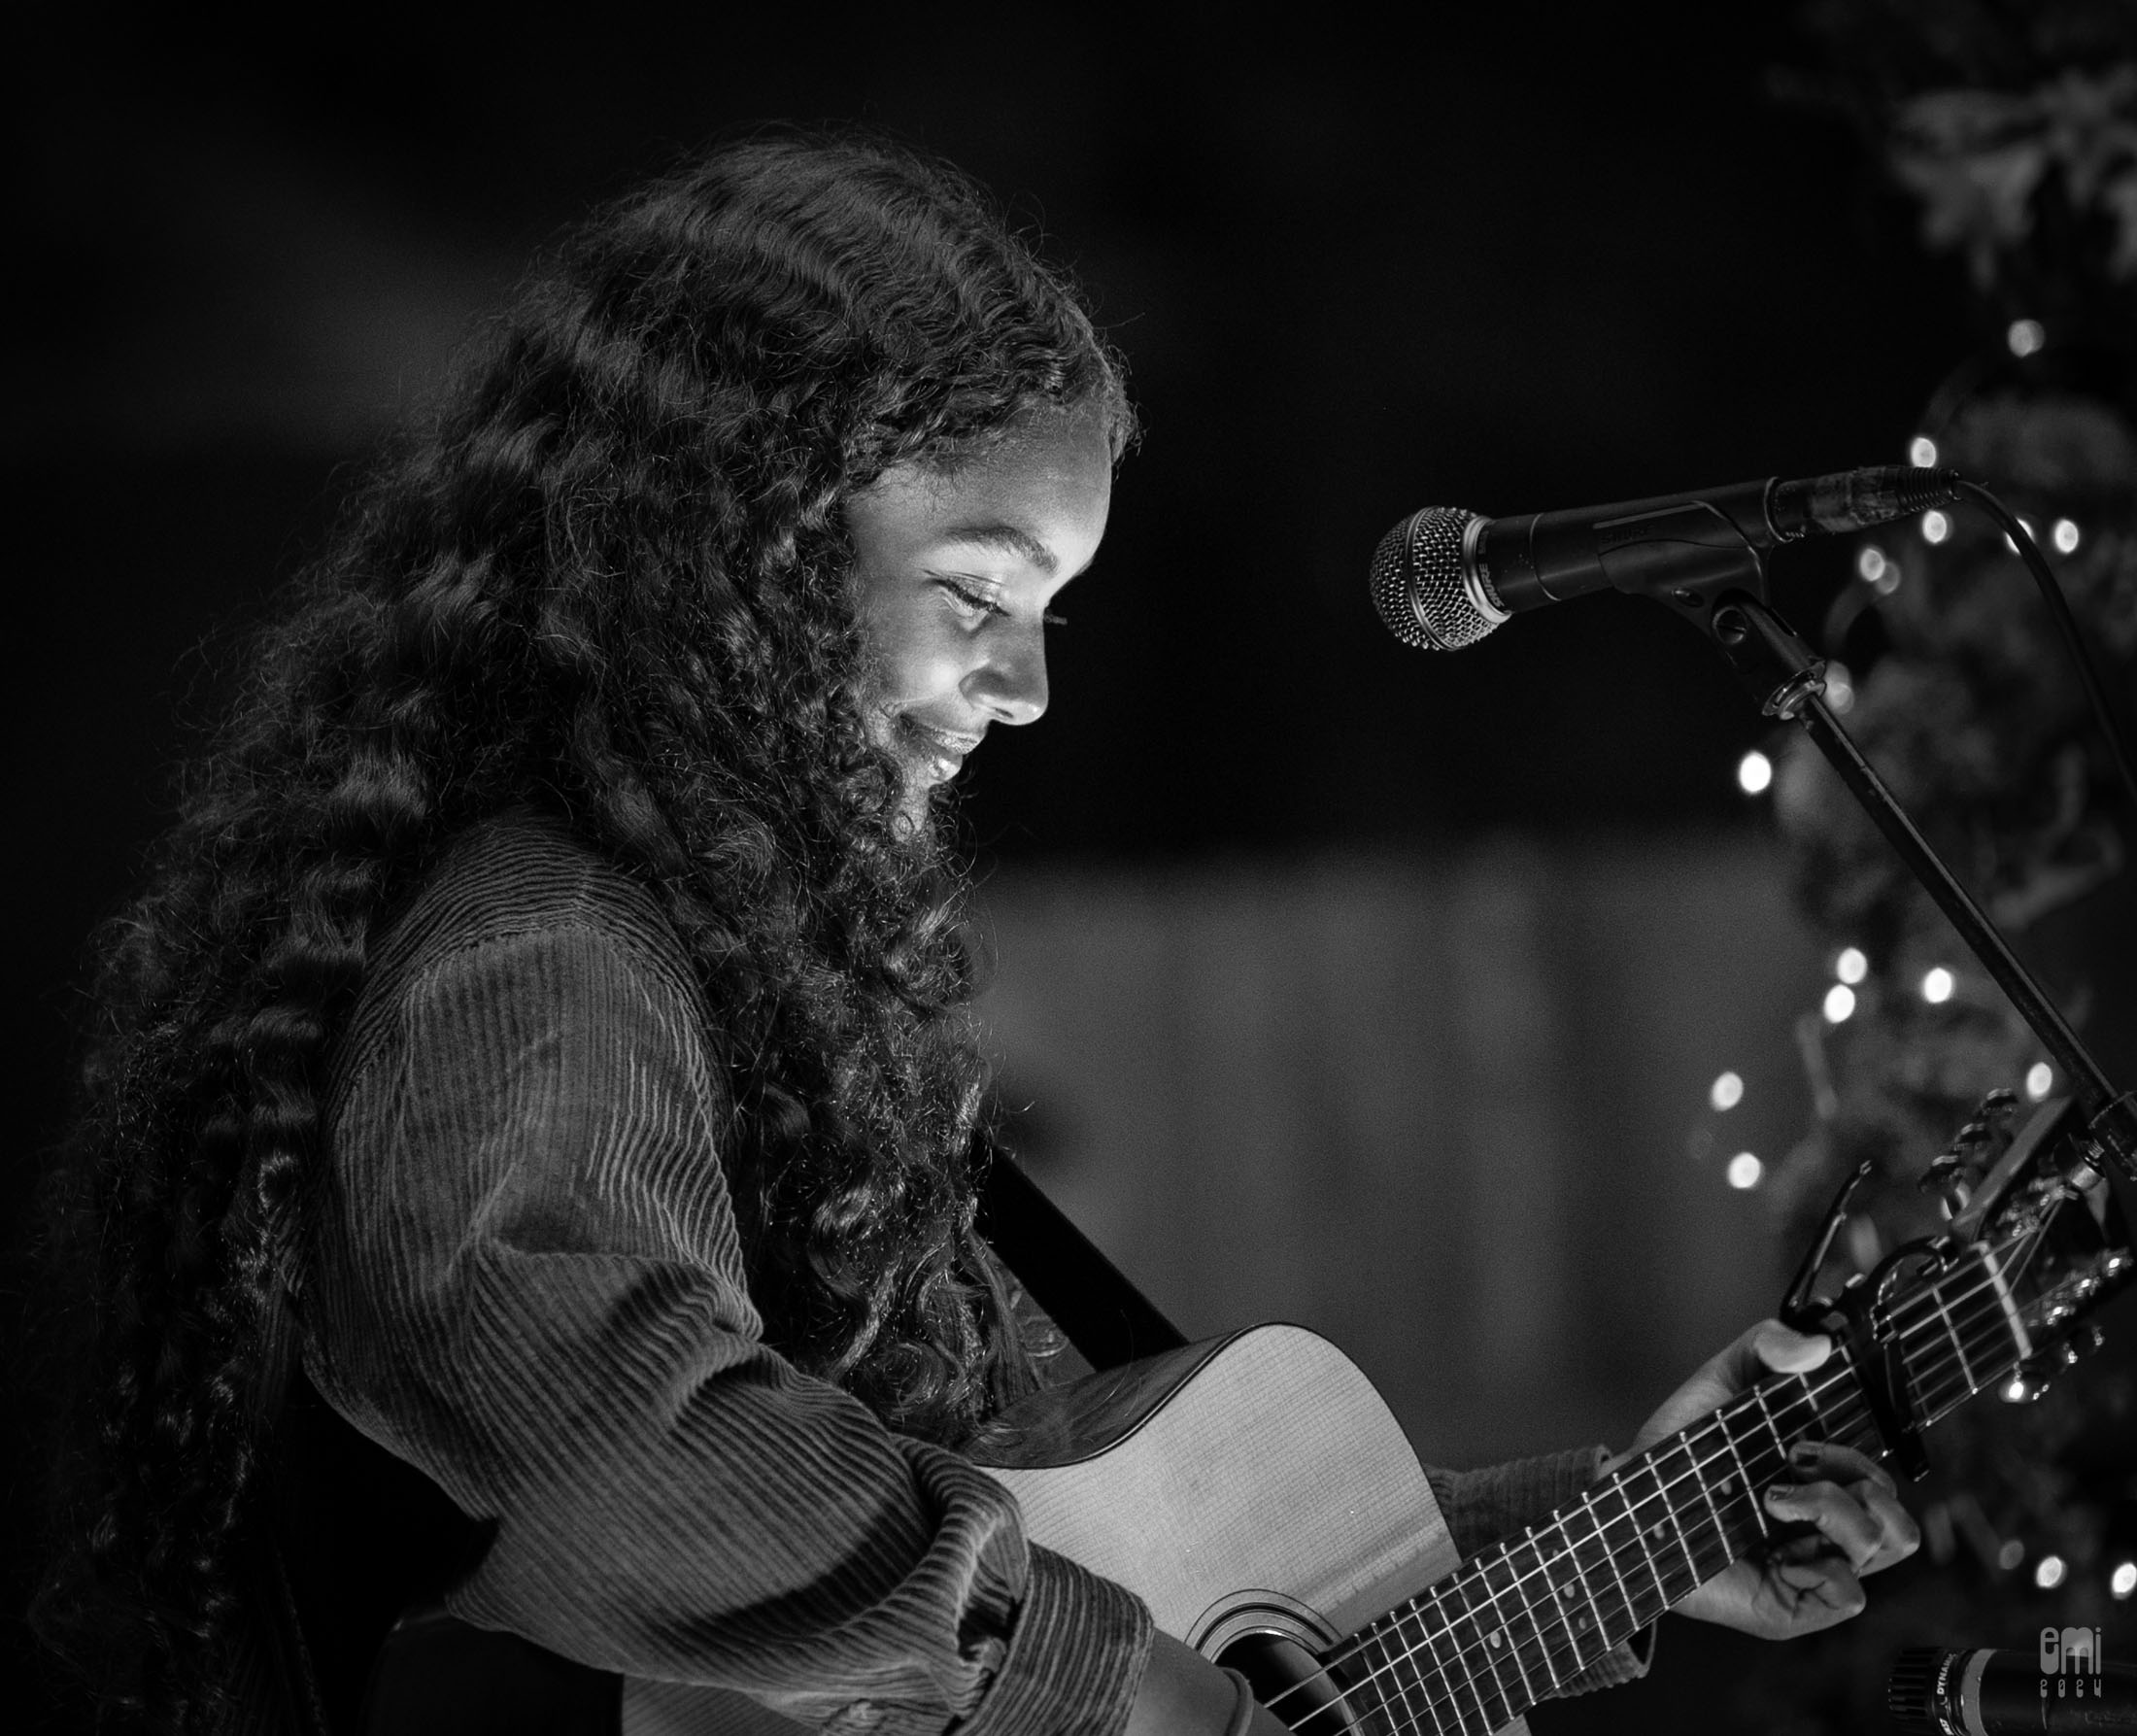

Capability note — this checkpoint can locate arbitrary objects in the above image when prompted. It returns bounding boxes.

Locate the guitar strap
[976,1152,1187,1374]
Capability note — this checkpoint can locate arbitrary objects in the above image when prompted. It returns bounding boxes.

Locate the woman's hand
[1613,1320,1920,1640]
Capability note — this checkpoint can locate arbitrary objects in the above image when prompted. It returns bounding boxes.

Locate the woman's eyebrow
[933,522,1057,572]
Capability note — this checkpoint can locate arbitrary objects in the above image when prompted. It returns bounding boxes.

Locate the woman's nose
[963,620,1049,725]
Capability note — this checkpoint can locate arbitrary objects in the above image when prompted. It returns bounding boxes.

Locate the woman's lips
[897,716,983,783]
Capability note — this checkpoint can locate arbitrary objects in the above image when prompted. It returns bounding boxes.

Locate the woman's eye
[937,580,1002,618]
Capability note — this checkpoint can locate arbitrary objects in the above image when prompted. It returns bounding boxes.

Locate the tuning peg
[1918,1153,1974,1216]
[1979,1087,2019,1123]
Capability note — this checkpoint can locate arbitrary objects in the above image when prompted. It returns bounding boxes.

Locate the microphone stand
[1669,564,2137,1182]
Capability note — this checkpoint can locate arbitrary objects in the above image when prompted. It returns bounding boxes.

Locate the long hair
[33,131,1134,1731]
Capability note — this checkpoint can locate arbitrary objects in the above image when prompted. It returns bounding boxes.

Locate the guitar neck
[1346,1237,2037,1736]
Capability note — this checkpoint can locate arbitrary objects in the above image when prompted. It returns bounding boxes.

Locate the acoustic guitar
[368,1095,2134,1736]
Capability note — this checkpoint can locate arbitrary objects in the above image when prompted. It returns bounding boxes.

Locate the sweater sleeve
[1427,1453,1656,1697]
[304,919,1152,1736]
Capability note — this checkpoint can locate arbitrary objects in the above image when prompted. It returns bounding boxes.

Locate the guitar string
[1253,1353,1866,1730]
[1346,1277,2022,1736]
[1359,1240,2068,1736]
[1264,1229,2043,1719]
[1257,1224,2064,1732]
[1330,1363,1864,1733]
[1262,1268,2026,1736]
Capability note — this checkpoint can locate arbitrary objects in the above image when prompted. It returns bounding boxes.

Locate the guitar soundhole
[1220,1632,1368,1736]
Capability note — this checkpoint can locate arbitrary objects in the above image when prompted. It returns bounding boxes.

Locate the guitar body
[627,1325,1530,1736]
[980,1325,1457,1654]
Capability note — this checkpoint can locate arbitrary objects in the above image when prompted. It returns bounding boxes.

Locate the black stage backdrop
[6,5,1983,1730]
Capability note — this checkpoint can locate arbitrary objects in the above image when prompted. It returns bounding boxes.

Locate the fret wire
[1395,1626,1445,1736]
[1331,1332,2025,1732]
[1912,1296,2029,1419]
[1408,1591,1486,1736]
[1878,1224,2038,1342]
[1973,1241,2035,1364]
[1551,1509,1610,1667]
[1648,1447,1704,1586]
[1577,1488,1640,1642]
[1748,1383,1790,1468]
[1686,1432,1736,1559]
[1460,1569,1520,1735]
[1507,1530,1565,1694]
[1333,1367,1865,1729]
[1425,1576,1502,1736]
[1718,1409,1772,1544]
[1337,1233,2071,1734]
[1930,1282,1979,1394]
[1901,1276,2040,1425]
[1476,1545,1540,1708]
[1611,1464,1673,1611]
[1543,1517,1605,1677]
[1883,1232,2047,1394]
[1295,1291,2061,1736]
[1389,1230,2050,1719]
[1921,1287,2014,1393]
[1365,1624,1431,1736]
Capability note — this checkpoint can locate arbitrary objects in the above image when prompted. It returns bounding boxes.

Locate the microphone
[1370,464,1964,652]
[1888,1645,2137,1733]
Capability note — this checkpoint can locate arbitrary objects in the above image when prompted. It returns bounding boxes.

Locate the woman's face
[847,404,1112,826]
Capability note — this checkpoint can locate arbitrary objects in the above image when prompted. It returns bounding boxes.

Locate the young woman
[36,132,1914,1736]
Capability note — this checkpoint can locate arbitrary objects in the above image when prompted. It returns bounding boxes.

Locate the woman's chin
[890,776,942,839]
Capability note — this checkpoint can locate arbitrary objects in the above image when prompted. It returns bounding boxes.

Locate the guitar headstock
[1928,1094,2133,1404]
[1781,1092,2136,1471]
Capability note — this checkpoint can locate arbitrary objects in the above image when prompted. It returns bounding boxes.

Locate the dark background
[7,3,1988,1728]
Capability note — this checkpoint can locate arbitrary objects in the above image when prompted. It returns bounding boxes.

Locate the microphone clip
[1706,594,1830,720]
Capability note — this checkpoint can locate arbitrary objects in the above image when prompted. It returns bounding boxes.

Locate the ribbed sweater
[303,814,1644,1736]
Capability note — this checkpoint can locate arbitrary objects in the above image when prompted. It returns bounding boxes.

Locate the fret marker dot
[1489,1629,1503,1649]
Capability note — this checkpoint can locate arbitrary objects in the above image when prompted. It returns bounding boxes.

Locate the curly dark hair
[32,130,1135,1732]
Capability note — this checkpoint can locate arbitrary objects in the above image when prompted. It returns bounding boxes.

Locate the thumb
[1746,1318,1832,1378]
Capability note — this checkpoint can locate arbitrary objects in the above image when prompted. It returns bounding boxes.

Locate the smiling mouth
[896,717,984,782]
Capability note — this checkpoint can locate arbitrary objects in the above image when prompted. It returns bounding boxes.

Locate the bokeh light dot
[1922,510,1950,544]
[1836,947,1868,984]
[2008,318,2046,357]
[1921,967,1955,1004]
[2026,1063,2054,1102]
[1856,545,1888,583]
[2052,518,2081,554]
[1908,435,1939,469]
[1822,984,1856,1024]
[2036,1554,2067,1590]
[1726,1152,1763,1190]
[1738,750,1773,796]
[1710,1072,1745,1111]
[1998,1537,2025,1569]
[2114,1562,2137,1600]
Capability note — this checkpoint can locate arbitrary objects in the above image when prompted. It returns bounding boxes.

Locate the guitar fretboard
[1328,1235,2041,1736]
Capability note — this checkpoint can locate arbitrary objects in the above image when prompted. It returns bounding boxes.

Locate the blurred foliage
[1722,2,2137,1727]
[1789,0,2137,337]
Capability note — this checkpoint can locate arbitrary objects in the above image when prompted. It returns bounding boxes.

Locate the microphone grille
[1883,1648,1945,1735]
[1369,508,1503,651]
